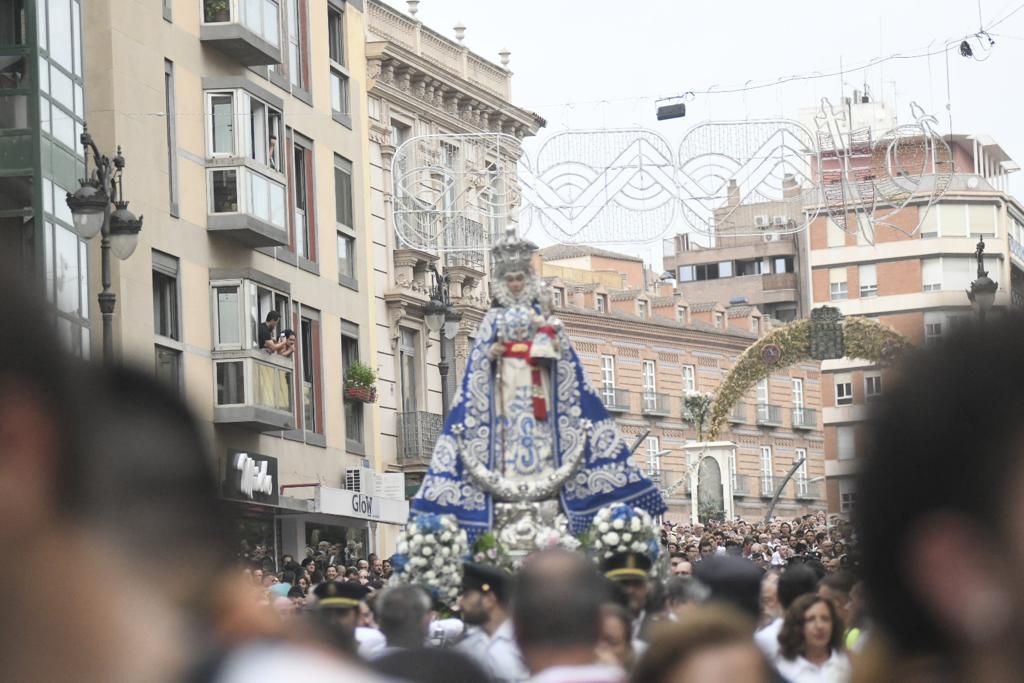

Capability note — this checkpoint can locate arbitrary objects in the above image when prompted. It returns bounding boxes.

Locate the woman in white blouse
[774,594,850,683]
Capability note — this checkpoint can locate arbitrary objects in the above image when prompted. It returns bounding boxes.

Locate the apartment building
[31,0,410,559]
[363,0,544,517]
[662,175,810,323]
[543,249,826,523]
[807,115,1023,513]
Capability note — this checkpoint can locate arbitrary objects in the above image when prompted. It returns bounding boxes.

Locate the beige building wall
[83,0,389,555]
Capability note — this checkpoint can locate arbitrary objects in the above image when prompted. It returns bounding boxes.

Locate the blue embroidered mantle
[410,306,666,539]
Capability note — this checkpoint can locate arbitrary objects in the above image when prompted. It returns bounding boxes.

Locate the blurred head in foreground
[858,313,1024,681]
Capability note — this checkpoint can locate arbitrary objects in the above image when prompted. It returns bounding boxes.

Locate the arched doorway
[697,456,724,524]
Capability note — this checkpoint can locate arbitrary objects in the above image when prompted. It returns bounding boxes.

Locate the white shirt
[754,617,783,659]
[528,664,626,683]
[774,651,851,683]
[355,627,386,660]
[456,620,530,683]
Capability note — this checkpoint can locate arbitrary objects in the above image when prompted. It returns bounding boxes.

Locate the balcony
[762,272,798,291]
[446,216,487,272]
[795,479,826,501]
[397,411,444,466]
[200,0,283,66]
[732,474,757,497]
[756,403,783,427]
[207,165,289,247]
[602,388,632,413]
[213,350,294,431]
[791,407,818,430]
[760,476,776,498]
[729,402,748,424]
[641,392,672,417]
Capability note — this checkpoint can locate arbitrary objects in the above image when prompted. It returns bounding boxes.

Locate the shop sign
[223,450,279,506]
[317,486,409,524]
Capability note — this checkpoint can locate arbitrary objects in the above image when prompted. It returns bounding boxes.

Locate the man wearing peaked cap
[456,562,528,683]
[601,552,653,642]
[311,581,371,656]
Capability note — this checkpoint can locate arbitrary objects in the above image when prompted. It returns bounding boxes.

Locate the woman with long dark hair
[775,594,849,682]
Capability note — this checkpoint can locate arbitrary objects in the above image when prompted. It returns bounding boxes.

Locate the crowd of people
[229,511,862,683]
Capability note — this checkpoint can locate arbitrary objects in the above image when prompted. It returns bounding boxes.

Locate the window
[290,134,315,261]
[211,278,290,351]
[835,373,853,405]
[164,60,179,217]
[328,5,349,117]
[761,446,774,495]
[596,294,607,313]
[678,265,695,282]
[751,317,760,335]
[728,450,738,490]
[679,262,737,281]
[773,256,795,274]
[837,426,856,460]
[865,373,882,400]
[676,305,687,322]
[839,479,857,513]
[922,258,941,292]
[792,377,804,409]
[287,0,308,90]
[0,0,27,44]
[642,360,656,411]
[163,0,173,22]
[924,311,946,345]
[553,288,564,307]
[342,322,364,451]
[829,268,848,301]
[718,261,734,278]
[714,312,724,328]
[827,219,847,247]
[736,258,762,276]
[399,328,419,413]
[682,364,696,392]
[922,256,999,293]
[638,300,648,318]
[153,251,181,390]
[922,203,998,239]
[795,448,809,497]
[153,253,180,341]
[646,436,661,475]
[600,355,615,403]
[297,310,323,434]
[756,378,769,423]
[859,264,877,298]
[335,156,356,287]
[391,119,411,148]
[205,90,283,172]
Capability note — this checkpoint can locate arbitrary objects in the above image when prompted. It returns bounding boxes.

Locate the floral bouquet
[391,513,468,606]
[584,503,660,562]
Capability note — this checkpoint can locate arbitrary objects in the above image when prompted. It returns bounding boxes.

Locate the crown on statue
[491,226,538,279]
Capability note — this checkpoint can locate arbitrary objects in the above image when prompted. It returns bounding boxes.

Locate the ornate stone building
[364,0,544,505]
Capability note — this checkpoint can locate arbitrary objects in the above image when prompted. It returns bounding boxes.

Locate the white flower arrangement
[585,503,660,562]
[392,513,468,606]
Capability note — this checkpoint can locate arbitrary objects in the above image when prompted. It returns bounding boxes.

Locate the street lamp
[967,237,998,322]
[66,126,143,362]
[426,266,463,419]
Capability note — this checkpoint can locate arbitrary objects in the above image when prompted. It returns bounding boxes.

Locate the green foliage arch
[706,313,909,439]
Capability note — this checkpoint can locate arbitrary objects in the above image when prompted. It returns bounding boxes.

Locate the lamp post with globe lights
[65,126,143,363]
[424,265,462,419]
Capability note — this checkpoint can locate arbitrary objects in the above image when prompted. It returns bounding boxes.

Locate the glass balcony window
[203,0,280,48]
[208,166,286,229]
[214,352,295,431]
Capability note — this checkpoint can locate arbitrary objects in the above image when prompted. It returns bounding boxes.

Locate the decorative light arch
[706,309,909,439]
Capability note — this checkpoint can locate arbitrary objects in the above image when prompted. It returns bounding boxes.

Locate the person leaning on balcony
[258,311,288,353]
[277,329,297,358]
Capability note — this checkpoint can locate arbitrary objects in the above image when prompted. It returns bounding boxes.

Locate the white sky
[395,0,1024,268]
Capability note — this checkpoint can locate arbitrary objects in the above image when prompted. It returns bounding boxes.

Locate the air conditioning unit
[754,215,770,229]
[763,233,779,243]
[772,216,787,226]
[345,468,375,493]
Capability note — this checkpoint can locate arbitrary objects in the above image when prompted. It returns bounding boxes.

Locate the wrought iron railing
[641,392,672,416]
[791,407,817,430]
[756,403,783,427]
[729,402,748,423]
[602,387,631,413]
[795,479,825,500]
[445,216,486,271]
[397,411,444,465]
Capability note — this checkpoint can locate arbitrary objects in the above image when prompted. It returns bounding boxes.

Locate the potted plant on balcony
[345,362,377,403]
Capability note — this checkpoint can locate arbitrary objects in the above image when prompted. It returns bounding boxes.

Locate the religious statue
[410,229,666,555]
